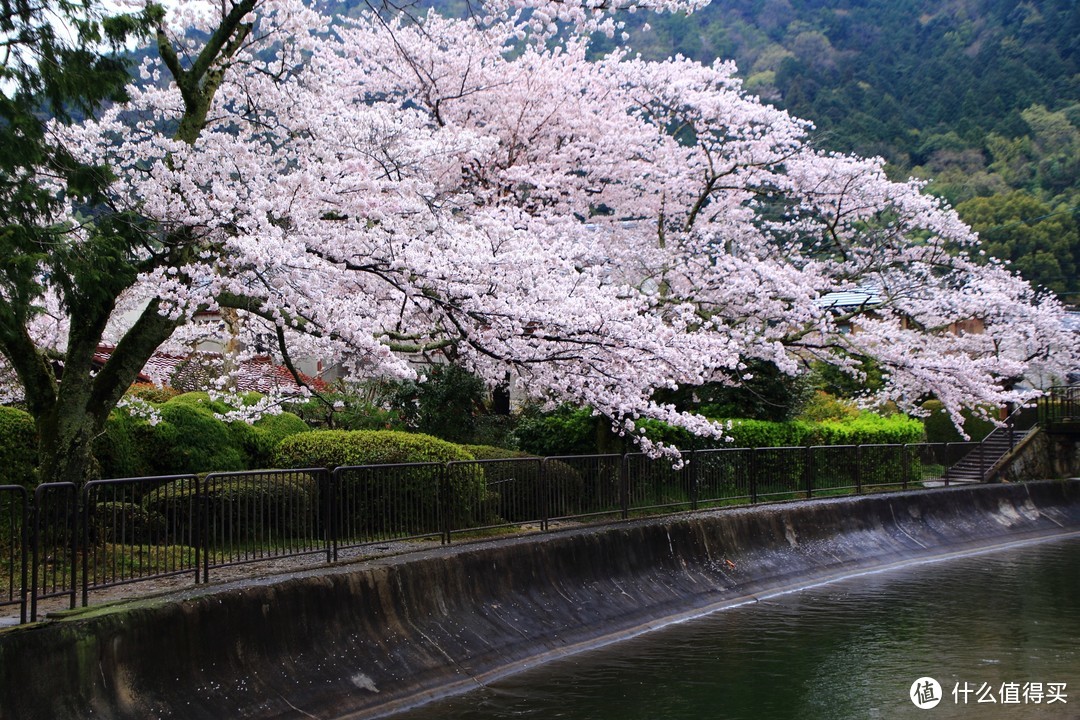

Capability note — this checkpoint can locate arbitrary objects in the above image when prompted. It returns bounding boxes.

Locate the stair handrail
[977,402,1039,481]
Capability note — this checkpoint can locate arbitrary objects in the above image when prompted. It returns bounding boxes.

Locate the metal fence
[1041,386,1080,428]
[0,441,1022,624]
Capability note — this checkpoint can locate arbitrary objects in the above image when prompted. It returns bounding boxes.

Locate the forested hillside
[598,0,1080,301]
[361,0,1078,301]
[620,0,1080,301]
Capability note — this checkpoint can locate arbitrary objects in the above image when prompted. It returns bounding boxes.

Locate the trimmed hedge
[802,413,925,446]
[276,430,487,531]
[0,406,37,488]
[228,412,312,470]
[643,412,923,450]
[142,473,318,541]
[275,429,475,468]
[922,400,997,443]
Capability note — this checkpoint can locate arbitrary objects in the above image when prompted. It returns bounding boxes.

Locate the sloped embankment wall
[1,480,1078,720]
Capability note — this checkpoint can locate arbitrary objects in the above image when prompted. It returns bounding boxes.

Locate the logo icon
[911,677,943,709]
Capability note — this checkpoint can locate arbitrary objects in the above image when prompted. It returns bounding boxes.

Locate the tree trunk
[35,410,101,486]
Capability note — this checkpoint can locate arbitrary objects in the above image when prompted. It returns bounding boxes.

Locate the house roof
[815,288,884,309]
[93,347,330,395]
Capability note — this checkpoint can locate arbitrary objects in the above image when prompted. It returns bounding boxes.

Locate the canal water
[389,535,1080,720]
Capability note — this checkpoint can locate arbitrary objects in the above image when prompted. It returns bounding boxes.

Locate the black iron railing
[0,438,1043,624]
[1040,386,1080,430]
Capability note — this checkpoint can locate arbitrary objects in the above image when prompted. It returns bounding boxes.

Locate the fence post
[81,484,91,608]
[749,449,759,505]
[943,444,951,487]
[855,445,863,494]
[198,475,209,584]
[322,469,334,564]
[441,464,452,545]
[620,455,630,520]
[902,444,910,491]
[11,488,28,625]
[804,447,813,500]
[540,459,550,532]
[689,450,699,511]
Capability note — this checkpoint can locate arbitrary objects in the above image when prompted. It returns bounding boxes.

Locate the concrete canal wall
[1,480,1079,720]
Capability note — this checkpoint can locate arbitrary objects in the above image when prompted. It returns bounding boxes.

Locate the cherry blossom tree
[1,0,1075,484]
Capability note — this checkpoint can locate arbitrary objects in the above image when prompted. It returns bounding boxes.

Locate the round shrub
[142,473,318,541]
[94,408,156,480]
[0,406,37,488]
[275,430,484,532]
[167,391,232,414]
[90,501,167,544]
[246,412,311,468]
[149,402,247,475]
[459,444,531,461]
[459,445,585,521]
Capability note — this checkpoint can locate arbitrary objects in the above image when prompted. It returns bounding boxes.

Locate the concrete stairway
[944,407,1039,483]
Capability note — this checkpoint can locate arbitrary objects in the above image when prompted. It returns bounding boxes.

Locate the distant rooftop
[815,288,884,309]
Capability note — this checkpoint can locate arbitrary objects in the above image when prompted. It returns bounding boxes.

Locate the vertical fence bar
[441,464,452,545]
[1,486,29,624]
[943,445,951,487]
[749,449,758,504]
[540,459,550,532]
[689,450,699,511]
[321,471,333,564]
[81,485,90,608]
[804,446,813,499]
[619,455,629,520]
[30,483,78,622]
[855,445,863,494]
[200,474,209,584]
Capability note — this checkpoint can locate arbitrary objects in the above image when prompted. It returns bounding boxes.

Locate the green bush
[722,418,817,448]
[142,473,318,541]
[96,401,310,478]
[805,413,925,446]
[460,445,585,520]
[94,408,156,479]
[126,383,183,404]
[797,391,861,422]
[513,404,599,456]
[167,391,233,414]
[0,406,37,488]
[247,413,311,468]
[275,430,485,531]
[395,364,487,443]
[90,501,167,544]
[638,409,923,451]
[922,400,997,443]
[149,402,247,475]
[275,429,475,467]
